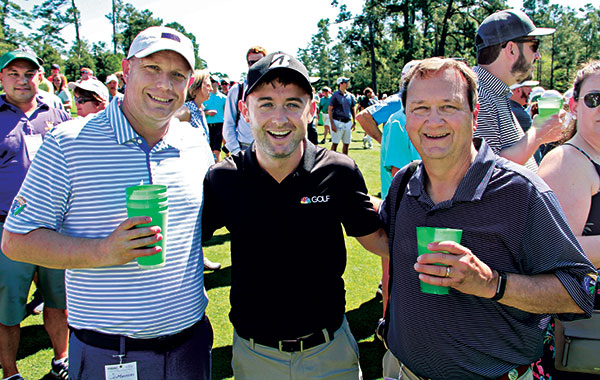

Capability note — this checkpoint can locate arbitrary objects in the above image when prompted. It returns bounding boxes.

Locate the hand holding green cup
[125,184,168,269]
[537,90,563,119]
[416,227,463,295]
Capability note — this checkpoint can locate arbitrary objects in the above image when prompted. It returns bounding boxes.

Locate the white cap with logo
[68,79,109,102]
[127,26,195,70]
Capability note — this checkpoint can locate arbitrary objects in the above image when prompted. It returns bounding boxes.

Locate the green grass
[14,125,388,380]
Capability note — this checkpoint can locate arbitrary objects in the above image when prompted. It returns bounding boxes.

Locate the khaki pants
[232,317,362,380]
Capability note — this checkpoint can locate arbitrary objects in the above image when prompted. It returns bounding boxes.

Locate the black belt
[208,122,222,127]
[334,118,350,123]
[71,317,203,352]
[238,324,338,353]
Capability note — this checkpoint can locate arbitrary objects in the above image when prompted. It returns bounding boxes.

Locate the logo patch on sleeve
[10,196,27,216]
[583,273,598,295]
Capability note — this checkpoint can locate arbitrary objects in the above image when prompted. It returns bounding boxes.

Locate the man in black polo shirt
[202,52,388,380]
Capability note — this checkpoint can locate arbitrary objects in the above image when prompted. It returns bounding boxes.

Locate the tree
[115,3,162,55]
[92,42,123,82]
[0,0,30,54]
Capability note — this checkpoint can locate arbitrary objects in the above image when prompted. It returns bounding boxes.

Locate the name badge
[23,134,43,161]
[105,362,138,380]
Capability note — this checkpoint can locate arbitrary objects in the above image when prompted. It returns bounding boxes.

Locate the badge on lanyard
[105,362,138,380]
[23,134,43,161]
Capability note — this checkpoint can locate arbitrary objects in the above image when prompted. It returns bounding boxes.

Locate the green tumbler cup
[125,185,168,269]
[416,227,463,295]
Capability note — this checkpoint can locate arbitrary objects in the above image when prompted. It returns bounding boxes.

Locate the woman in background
[536,60,600,379]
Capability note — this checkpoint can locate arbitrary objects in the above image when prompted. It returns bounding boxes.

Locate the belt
[71,317,202,352]
[415,363,530,380]
[208,122,222,127]
[334,118,350,123]
[0,215,5,223]
[239,324,338,353]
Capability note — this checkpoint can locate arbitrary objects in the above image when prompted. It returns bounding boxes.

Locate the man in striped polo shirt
[381,58,596,380]
[2,26,215,379]
[473,9,563,172]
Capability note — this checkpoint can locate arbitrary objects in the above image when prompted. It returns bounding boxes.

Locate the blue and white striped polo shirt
[473,66,538,172]
[5,99,214,338]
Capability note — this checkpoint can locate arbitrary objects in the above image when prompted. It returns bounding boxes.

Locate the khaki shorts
[0,223,66,326]
[331,120,353,145]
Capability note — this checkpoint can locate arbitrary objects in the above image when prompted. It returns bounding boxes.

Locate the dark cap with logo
[244,51,312,100]
[476,9,555,50]
[0,48,43,71]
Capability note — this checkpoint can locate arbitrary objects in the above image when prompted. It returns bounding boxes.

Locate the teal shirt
[380,107,420,199]
[203,91,227,123]
[319,96,331,114]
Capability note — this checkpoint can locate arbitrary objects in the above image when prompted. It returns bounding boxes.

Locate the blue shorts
[69,315,213,380]
[0,222,66,326]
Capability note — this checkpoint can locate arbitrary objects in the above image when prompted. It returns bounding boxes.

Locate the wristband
[491,270,507,301]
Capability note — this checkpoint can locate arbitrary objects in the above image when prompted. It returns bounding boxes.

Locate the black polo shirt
[202,140,381,340]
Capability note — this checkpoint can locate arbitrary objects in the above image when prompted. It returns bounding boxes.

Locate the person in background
[37,66,54,93]
[319,86,332,144]
[105,74,123,103]
[203,74,227,162]
[536,60,600,380]
[68,79,109,117]
[328,77,356,155]
[220,79,230,96]
[78,67,94,82]
[48,63,60,83]
[52,74,72,112]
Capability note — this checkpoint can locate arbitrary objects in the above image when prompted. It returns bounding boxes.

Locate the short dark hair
[477,41,503,65]
[401,57,478,112]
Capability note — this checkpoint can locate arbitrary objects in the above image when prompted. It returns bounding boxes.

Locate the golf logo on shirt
[300,195,330,204]
[583,273,598,295]
[11,196,27,216]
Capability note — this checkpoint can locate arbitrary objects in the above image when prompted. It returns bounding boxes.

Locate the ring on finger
[445,266,451,278]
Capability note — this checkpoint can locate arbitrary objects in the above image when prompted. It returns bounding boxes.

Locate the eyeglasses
[581,92,600,109]
[247,59,260,67]
[75,96,95,104]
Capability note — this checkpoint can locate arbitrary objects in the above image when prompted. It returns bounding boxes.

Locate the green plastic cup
[416,227,463,295]
[537,90,563,119]
[125,185,168,269]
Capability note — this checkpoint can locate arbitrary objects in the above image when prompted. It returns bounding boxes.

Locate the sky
[10,0,595,80]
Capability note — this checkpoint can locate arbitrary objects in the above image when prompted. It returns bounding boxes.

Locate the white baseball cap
[69,79,109,102]
[127,26,195,70]
[509,80,539,91]
[105,74,118,84]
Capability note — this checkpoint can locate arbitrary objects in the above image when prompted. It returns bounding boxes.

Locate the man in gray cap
[202,51,388,380]
[2,26,215,379]
[0,48,71,380]
[473,9,563,172]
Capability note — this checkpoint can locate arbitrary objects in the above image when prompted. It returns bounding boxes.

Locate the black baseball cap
[244,51,312,100]
[476,9,555,50]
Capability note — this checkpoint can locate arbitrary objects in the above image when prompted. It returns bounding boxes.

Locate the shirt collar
[0,94,50,113]
[107,98,186,150]
[474,66,511,98]
[407,138,496,203]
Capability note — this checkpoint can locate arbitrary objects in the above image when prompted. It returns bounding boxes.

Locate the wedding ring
[445,266,451,278]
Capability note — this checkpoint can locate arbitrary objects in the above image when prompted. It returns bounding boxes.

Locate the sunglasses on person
[75,96,95,104]
[580,92,600,109]
[247,59,260,66]
[512,38,540,53]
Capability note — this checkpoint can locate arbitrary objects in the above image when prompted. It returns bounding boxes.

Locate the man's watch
[491,270,507,301]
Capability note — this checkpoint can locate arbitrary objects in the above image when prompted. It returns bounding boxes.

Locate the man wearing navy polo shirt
[202,52,388,380]
[2,26,215,379]
[381,58,596,380]
[0,48,71,380]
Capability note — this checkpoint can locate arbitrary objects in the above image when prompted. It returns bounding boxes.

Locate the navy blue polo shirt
[330,90,355,122]
[0,95,70,216]
[381,138,596,380]
[202,141,381,340]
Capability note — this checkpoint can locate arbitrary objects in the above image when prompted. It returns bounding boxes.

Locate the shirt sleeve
[4,132,70,234]
[367,95,403,125]
[520,190,596,320]
[340,162,382,237]
[223,84,242,155]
